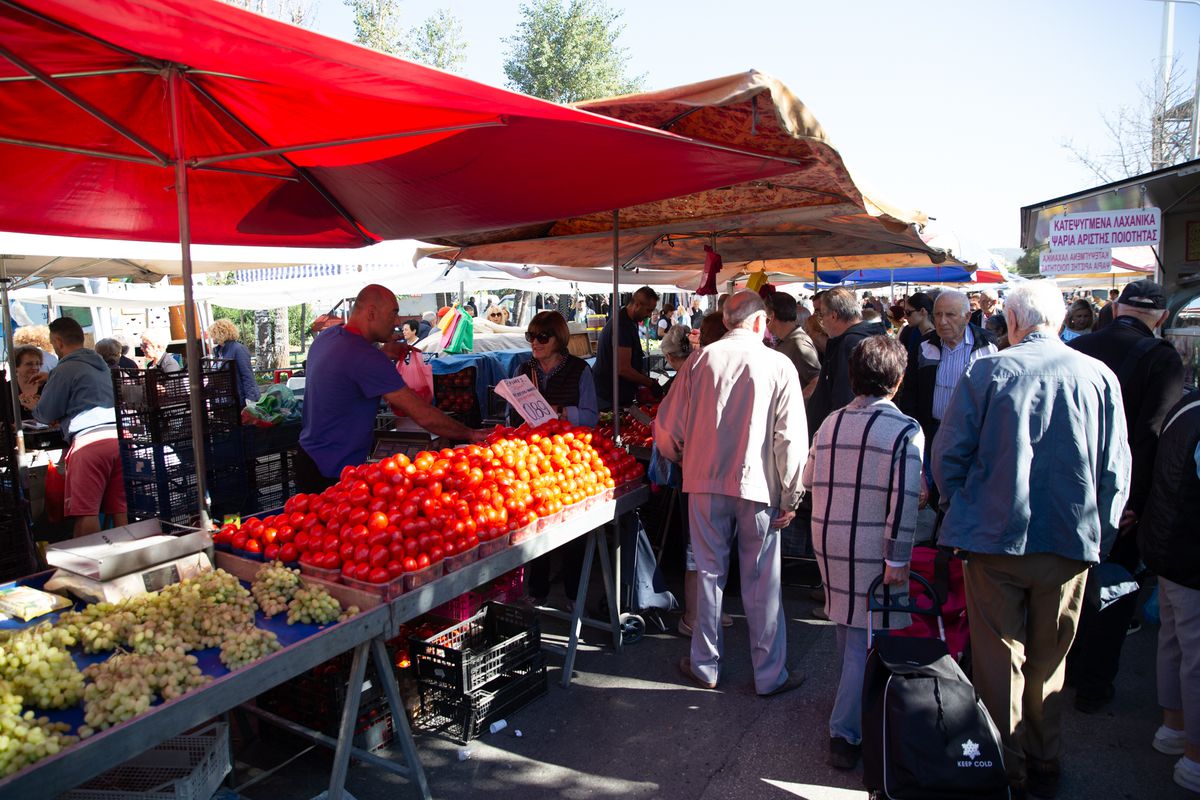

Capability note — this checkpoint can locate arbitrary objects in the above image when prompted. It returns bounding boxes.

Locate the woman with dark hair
[523,311,597,427]
[899,292,935,352]
[803,335,924,770]
[400,320,421,345]
[523,311,598,607]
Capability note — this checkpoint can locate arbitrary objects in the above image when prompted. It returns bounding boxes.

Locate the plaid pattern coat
[803,396,924,629]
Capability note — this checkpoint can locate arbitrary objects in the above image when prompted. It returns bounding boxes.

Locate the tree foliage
[345,0,405,55]
[403,9,468,72]
[1014,247,1043,277]
[223,0,316,27]
[1062,60,1195,182]
[503,0,645,103]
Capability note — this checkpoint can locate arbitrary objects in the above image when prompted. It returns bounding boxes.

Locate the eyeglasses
[524,331,553,344]
[904,308,918,316]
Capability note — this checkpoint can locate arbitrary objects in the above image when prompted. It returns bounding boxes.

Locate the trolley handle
[866,572,946,647]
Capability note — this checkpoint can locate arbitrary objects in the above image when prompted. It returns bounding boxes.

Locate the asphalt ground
[224,565,1186,800]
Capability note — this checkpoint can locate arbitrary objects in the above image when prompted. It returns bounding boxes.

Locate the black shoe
[1073,684,1115,714]
[828,736,861,770]
[1026,757,1060,798]
[1127,618,1142,636]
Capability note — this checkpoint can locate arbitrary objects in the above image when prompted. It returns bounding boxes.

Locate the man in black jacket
[806,287,887,435]
[1067,279,1185,712]
[1137,389,1200,792]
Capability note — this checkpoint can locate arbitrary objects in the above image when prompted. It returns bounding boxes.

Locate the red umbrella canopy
[0,0,795,247]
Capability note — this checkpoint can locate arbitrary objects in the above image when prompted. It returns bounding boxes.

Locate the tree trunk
[272,308,289,369]
[254,309,273,370]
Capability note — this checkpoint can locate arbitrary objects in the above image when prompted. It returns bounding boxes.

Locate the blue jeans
[830,624,868,744]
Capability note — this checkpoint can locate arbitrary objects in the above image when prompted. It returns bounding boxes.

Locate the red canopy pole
[168,66,212,531]
[611,210,620,442]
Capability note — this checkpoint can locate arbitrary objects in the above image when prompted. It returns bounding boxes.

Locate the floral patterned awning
[429,71,964,275]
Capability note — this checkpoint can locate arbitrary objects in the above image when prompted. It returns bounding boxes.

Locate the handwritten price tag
[495,375,557,427]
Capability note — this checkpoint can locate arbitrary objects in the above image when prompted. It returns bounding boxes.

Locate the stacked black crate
[113,364,244,525]
[0,378,36,580]
[411,602,548,744]
[240,421,301,516]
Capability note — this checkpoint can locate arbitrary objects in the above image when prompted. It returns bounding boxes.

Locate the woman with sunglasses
[523,311,598,427]
[523,311,599,608]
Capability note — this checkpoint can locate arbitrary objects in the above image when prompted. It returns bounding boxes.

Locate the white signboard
[1039,249,1114,276]
[1048,208,1160,252]
[494,375,556,427]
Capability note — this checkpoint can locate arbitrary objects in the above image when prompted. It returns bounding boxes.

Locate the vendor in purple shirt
[297,284,487,493]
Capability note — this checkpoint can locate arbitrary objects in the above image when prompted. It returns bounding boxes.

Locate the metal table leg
[561,528,597,688]
[324,640,369,800]
[370,637,433,800]
[594,523,623,653]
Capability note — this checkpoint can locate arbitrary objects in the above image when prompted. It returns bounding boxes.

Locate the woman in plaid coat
[802,335,924,770]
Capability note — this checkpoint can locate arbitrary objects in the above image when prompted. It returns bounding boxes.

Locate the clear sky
[311,0,1200,251]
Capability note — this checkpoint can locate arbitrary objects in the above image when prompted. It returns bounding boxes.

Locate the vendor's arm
[565,368,599,427]
[385,388,487,443]
[32,373,67,427]
[616,346,657,391]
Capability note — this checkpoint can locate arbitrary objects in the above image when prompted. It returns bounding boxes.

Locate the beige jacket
[654,328,808,509]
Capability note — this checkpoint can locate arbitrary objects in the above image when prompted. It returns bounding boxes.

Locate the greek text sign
[1039,249,1113,275]
[1048,208,1160,252]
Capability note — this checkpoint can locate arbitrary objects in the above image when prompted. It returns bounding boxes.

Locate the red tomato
[294,532,310,551]
[353,562,372,581]
[428,545,444,563]
[368,512,389,532]
[339,541,356,562]
[367,567,390,584]
[386,560,405,579]
[349,487,370,506]
[279,543,299,563]
[243,538,262,555]
[402,556,419,572]
[416,552,430,569]
[368,545,389,568]
[232,531,249,550]
[347,506,368,527]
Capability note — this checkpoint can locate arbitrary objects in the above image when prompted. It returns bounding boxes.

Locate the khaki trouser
[962,552,1088,784]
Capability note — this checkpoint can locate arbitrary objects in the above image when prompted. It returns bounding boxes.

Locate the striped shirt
[932,326,975,421]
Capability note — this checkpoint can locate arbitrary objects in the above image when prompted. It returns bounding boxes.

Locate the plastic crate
[416,653,548,744]
[412,601,540,694]
[257,655,395,751]
[59,722,230,800]
[433,367,480,425]
[113,367,237,413]
[431,567,524,621]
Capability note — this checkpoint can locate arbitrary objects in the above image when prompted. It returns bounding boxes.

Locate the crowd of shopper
[626,277,1192,798]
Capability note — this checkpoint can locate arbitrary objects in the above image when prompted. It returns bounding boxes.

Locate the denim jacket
[932,331,1130,564]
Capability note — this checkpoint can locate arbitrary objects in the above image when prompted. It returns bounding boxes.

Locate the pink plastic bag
[396,353,434,405]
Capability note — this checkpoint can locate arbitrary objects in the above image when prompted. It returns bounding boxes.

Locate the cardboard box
[45,519,209,580]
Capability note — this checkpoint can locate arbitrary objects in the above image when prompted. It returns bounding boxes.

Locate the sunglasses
[904,308,919,316]
[524,331,553,344]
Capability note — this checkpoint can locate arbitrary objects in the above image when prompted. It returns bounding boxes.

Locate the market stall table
[0,484,648,800]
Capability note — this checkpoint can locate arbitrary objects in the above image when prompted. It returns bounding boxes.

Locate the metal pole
[168,66,211,531]
[1193,31,1200,158]
[611,210,620,442]
[0,264,24,458]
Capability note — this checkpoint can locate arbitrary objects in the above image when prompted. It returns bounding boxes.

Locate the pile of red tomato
[214,420,644,584]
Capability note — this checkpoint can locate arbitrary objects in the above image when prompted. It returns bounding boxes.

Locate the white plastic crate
[58,722,230,800]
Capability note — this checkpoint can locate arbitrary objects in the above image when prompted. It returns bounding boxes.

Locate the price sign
[495,375,557,427]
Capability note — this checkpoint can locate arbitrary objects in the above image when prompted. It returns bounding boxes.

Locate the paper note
[494,375,556,427]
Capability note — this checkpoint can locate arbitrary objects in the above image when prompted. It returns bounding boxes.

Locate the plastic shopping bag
[397,353,434,404]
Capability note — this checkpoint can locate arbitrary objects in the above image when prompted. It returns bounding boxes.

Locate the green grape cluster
[81,650,209,732]
[251,562,303,617]
[0,624,84,709]
[0,680,77,776]
[286,586,342,625]
[219,625,281,670]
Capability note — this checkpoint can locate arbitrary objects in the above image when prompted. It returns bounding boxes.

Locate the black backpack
[861,574,1009,799]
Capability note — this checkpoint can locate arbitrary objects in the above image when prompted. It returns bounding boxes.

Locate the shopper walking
[655,290,807,695]
[933,281,1131,799]
[806,287,887,435]
[1138,389,1200,794]
[804,335,923,770]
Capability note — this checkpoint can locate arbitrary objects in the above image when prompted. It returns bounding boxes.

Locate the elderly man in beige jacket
[655,290,809,695]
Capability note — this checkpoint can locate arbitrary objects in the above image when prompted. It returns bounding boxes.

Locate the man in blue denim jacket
[933,281,1130,800]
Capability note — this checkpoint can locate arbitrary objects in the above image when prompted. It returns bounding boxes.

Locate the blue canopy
[816,267,974,284]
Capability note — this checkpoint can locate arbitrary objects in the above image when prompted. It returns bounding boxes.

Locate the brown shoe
[677,656,717,690]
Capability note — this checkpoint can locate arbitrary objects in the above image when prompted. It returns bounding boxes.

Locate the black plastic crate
[416,653,548,744]
[112,366,238,413]
[242,422,301,458]
[257,651,396,751]
[411,602,540,694]
[240,448,298,517]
